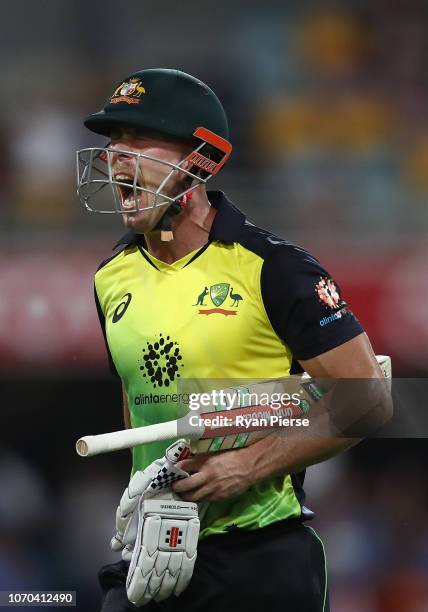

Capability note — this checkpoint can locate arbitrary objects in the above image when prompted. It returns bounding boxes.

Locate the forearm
[241,434,361,484]
[239,372,392,483]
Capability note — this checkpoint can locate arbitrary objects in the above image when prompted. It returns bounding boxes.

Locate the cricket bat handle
[76,419,181,457]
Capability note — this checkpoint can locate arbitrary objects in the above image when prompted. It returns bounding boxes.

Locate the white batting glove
[111,460,162,559]
[111,440,190,561]
[126,497,200,607]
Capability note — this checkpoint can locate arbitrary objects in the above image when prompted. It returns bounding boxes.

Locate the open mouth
[114,173,142,211]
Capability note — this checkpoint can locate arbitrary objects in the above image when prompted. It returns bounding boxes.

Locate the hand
[111,463,163,560]
[126,497,200,606]
[172,450,254,502]
[111,439,190,560]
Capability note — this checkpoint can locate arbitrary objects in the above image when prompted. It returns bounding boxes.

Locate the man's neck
[144,192,216,264]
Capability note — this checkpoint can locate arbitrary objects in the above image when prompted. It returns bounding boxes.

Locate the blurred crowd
[246,2,428,241]
[1,0,427,372]
[1,1,427,611]
[0,1,428,245]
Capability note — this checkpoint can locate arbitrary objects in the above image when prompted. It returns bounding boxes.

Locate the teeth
[115,174,133,181]
[123,195,142,210]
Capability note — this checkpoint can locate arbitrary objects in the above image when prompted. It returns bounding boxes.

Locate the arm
[231,332,392,483]
[173,333,392,502]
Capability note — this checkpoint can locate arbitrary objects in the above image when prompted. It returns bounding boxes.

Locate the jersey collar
[112,190,246,249]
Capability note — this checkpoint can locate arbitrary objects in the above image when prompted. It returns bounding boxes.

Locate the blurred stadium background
[1,1,427,610]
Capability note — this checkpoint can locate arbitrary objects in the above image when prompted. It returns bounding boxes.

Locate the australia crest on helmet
[110,78,146,105]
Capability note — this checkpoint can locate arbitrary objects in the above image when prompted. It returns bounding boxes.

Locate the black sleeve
[94,284,120,378]
[261,246,364,360]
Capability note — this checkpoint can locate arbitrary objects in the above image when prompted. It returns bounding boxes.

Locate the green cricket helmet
[84,68,230,143]
[76,69,232,238]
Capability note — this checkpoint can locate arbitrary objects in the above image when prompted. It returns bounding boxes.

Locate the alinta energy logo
[139,333,184,388]
[193,283,244,316]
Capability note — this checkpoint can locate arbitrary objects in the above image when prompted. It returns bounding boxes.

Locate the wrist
[239,434,290,484]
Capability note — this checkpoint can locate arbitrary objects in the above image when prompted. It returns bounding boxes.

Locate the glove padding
[126,497,200,607]
[111,440,190,561]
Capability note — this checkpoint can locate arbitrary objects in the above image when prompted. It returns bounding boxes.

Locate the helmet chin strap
[157,192,193,242]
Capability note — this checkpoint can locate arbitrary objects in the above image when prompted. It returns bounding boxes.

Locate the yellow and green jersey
[95,191,363,538]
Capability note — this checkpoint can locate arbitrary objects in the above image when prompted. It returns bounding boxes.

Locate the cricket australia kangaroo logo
[193,283,243,316]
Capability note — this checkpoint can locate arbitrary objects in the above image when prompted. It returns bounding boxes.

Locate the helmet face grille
[76,144,206,215]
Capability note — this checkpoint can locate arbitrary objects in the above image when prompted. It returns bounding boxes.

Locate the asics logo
[112,293,132,323]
